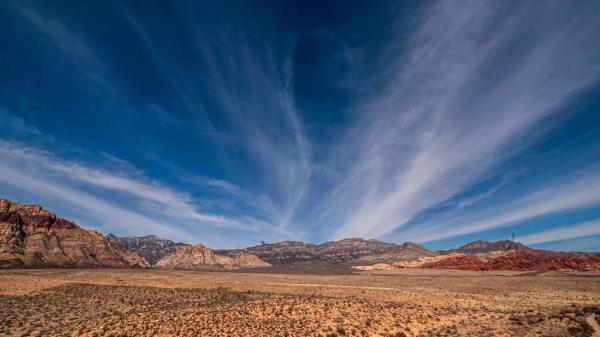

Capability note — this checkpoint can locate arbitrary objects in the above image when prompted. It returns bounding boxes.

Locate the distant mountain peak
[216,238,436,271]
[106,233,190,265]
[454,239,531,254]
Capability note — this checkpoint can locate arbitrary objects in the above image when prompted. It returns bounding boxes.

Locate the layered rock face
[444,240,531,255]
[419,251,600,272]
[484,251,600,272]
[354,241,437,264]
[219,241,317,264]
[355,250,600,272]
[0,198,148,268]
[217,238,436,270]
[156,244,271,270]
[419,254,487,270]
[315,238,425,263]
[354,253,467,271]
[107,234,190,265]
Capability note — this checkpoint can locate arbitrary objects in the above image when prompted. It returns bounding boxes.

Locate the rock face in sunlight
[420,251,600,272]
[216,238,437,272]
[0,198,149,268]
[486,251,600,272]
[155,244,271,270]
[355,249,600,272]
[443,239,532,255]
[419,254,489,270]
[317,239,436,263]
[354,253,470,271]
[107,234,190,265]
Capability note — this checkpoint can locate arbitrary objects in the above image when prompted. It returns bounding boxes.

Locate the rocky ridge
[444,239,531,255]
[156,244,271,270]
[0,198,148,268]
[421,250,600,272]
[217,238,437,269]
[355,250,600,272]
[3,197,599,273]
[354,253,467,271]
[107,234,189,265]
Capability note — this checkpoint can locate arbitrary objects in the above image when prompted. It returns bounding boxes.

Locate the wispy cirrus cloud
[145,104,180,127]
[118,4,311,235]
[14,4,114,95]
[517,219,600,245]
[0,139,286,245]
[3,1,311,244]
[2,1,600,250]
[397,168,600,243]
[0,109,41,136]
[325,1,600,240]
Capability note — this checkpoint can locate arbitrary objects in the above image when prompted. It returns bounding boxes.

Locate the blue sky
[1,0,599,251]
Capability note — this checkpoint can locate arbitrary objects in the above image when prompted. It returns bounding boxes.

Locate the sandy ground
[1,269,599,336]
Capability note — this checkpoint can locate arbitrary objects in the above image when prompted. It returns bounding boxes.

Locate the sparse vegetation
[0,269,598,336]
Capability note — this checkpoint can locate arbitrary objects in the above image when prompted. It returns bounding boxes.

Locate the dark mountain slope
[217,238,436,271]
[107,234,189,265]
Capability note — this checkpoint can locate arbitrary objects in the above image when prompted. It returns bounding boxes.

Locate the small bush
[388,332,407,337]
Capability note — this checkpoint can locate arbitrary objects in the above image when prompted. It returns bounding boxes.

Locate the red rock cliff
[0,198,148,268]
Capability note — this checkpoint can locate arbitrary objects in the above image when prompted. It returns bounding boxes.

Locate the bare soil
[0,269,599,336]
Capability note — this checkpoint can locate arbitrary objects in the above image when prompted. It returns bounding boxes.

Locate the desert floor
[1,269,599,337]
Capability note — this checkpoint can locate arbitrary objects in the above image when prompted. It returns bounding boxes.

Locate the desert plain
[1,269,599,337]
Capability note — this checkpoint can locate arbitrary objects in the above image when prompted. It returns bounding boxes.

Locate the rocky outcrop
[0,198,149,268]
[231,252,273,269]
[217,238,436,270]
[356,250,600,272]
[482,250,600,272]
[156,244,271,270]
[107,234,190,265]
[444,240,531,255]
[315,238,402,259]
[420,254,487,270]
[217,241,317,265]
[354,253,468,270]
[355,241,437,263]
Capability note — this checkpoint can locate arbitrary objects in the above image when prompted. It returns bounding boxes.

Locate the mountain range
[1,197,598,272]
[215,239,436,272]
[106,234,188,265]
[439,239,531,255]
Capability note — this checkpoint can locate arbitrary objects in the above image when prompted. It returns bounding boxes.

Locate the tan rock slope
[354,253,467,270]
[0,198,148,268]
[156,244,271,270]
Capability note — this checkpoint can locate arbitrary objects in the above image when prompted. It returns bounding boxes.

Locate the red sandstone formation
[484,250,600,272]
[422,250,600,272]
[0,198,148,268]
[420,255,488,270]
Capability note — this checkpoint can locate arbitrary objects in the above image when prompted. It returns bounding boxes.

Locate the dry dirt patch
[0,269,598,336]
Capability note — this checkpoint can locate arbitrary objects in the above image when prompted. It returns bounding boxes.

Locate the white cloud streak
[327,1,600,239]
[3,1,600,247]
[119,6,311,236]
[399,169,600,243]
[518,220,600,245]
[16,5,114,95]
[195,40,311,233]
[0,110,41,136]
[0,140,283,244]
